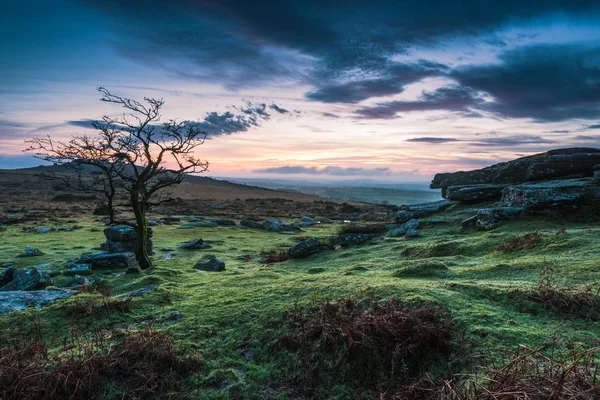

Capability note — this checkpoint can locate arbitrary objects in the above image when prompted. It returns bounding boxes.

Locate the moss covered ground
[1,202,599,398]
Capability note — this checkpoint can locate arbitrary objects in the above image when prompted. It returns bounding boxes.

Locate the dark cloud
[306,60,447,103]
[0,119,28,139]
[321,112,340,119]
[586,124,600,129]
[355,85,484,119]
[67,119,95,129]
[574,135,599,140]
[80,0,600,106]
[451,44,600,122]
[550,130,570,133]
[406,137,459,143]
[269,104,289,114]
[255,165,390,176]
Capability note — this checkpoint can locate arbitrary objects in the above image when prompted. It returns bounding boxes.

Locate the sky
[1,0,600,182]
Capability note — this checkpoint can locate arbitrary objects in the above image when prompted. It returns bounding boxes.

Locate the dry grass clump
[337,222,387,235]
[459,342,600,399]
[498,231,541,252]
[0,317,202,400]
[70,296,133,316]
[528,265,600,321]
[274,298,454,398]
[260,248,290,264]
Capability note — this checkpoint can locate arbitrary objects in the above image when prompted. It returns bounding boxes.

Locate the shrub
[0,318,202,400]
[498,231,541,252]
[273,298,454,398]
[260,248,289,264]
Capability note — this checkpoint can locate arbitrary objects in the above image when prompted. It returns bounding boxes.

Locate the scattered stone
[36,227,53,233]
[387,219,420,236]
[193,254,226,272]
[17,247,42,257]
[336,233,376,247]
[235,254,252,261]
[405,228,420,238]
[71,274,90,287]
[288,237,323,259]
[159,311,185,323]
[118,285,157,298]
[63,262,93,276]
[160,216,181,223]
[182,238,211,250]
[0,262,14,269]
[240,219,263,229]
[0,267,52,291]
[0,290,73,314]
[263,219,299,233]
[395,200,453,223]
[180,221,218,228]
[78,252,138,269]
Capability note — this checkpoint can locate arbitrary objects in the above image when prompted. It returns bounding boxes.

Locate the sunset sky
[2,0,600,182]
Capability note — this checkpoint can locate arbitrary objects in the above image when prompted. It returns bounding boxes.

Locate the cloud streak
[255,165,390,176]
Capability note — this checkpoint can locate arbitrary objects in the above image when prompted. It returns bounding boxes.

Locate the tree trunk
[107,195,115,225]
[131,196,151,270]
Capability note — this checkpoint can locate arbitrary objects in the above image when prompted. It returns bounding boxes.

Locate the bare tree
[27,87,209,269]
[25,136,124,224]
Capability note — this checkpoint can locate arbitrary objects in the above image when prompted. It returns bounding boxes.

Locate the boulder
[182,238,211,249]
[118,285,157,298]
[263,220,298,233]
[0,290,73,314]
[460,215,478,228]
[501,179,600,210]
[395,200,453,223]
[104,225,153,254]
[78,252,137,269]
[213,218,236,226]
[387,219,420,237]
[431,148,600,193]
[288,237,323,259]
[63,262,93,276]
[36,227,53,233]
[445,184,507,202]
[240,220,263,229]
[193,254,225,272]
[180,221,217,228]
[336,233,376,247]
[17,247,42,257]
[0,267,52,291]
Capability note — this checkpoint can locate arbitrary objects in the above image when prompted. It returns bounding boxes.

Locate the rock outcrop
[0,267,52,291]
[395,200,453,223]
[431,148,600,195]
[430,148,600,210]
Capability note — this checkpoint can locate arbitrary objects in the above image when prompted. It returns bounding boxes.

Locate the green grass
[1,204,600,398]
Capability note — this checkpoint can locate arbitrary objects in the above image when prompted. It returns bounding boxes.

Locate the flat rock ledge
[0,290,73,314]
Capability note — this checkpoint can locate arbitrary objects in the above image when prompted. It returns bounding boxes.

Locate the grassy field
[1,202,600,398]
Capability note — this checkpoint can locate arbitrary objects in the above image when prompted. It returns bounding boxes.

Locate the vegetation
[26,87,210,269]
[1,199,600,398]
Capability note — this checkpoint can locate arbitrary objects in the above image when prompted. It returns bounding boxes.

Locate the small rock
[0,267,52,291]
[0,290,73,314]
[193,254,226,272]
[63,262,93,276]
[36,227,53,233]
[240,219,263,229]
[17,247,42,257]
[182,238,211,250]
[405,228,420,238]
[79,252,137,269]
[118,285,157,298]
